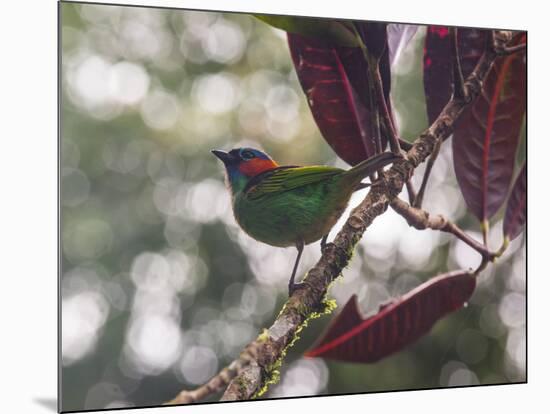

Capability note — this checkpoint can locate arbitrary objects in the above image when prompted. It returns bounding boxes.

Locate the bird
[212,147,400,296]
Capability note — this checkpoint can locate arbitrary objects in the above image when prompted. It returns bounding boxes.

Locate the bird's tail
[344,152,401,184]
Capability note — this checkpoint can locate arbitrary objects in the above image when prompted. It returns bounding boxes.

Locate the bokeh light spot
[179,346,218,385]
[62,291,110,365]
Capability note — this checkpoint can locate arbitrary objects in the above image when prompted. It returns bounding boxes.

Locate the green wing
[245,166,343,200]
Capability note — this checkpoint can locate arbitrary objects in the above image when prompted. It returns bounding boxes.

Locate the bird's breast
[232,180,354,248]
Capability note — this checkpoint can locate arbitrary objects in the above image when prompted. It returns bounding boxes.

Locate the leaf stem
[496,43,526,56]
[473,230,510,277]
[495,236,510,259]
[413,136,442,208]
[350,25,383,157]
[450,27,466,101]
[373,62,402,154]
[353,24,402,155]
[481,219,489,247]
[391,198,497,261]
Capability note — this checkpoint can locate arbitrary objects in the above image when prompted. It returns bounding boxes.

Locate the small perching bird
[212,147,400,295]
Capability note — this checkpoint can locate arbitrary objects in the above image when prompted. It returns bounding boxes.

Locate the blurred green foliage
[60,3,525,411]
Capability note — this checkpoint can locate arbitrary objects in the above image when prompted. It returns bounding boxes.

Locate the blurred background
[60,3,526,411]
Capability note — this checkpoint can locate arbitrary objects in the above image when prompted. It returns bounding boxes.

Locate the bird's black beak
[211,149,236,166]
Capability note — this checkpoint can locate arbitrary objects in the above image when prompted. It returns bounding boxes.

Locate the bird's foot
[288,281,307,297]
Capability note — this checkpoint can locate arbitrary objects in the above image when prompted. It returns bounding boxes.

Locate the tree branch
[165,30,502,406]
[220,363,262,401]
[398,138,413,151]
[166,352,255,404]
[390,197,495,260]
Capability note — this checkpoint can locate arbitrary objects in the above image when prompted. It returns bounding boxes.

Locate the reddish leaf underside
[423,27,487,124]
[288,31,391,165]
[452,34,526,222]
[305,271,476,363]
[503,163,527,240]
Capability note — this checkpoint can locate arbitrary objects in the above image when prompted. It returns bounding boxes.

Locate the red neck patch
[239,158,279,177]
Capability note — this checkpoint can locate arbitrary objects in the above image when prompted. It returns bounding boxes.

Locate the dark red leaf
[503,163,527,240]
[453,34,526,222]
[288,30,391,165]
[355,21,388,60]
[423,27,487,124]
[255,15,359,47]
[305,270,476,363]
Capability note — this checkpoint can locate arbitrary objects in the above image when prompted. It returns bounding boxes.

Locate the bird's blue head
[212,147,279,194]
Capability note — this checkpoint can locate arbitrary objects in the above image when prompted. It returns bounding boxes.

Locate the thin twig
[497,31,526,56]
[406,179,417,205]
[391,198,496,260]
[373,63,402,154]
[370,87,383,157]
[450,27,466,100]
[496,42,526,56]
[413,136,442,208]
[492,30,513,53]
[351,24,383,158]
[353,23,401,155]
[365,56,383,157]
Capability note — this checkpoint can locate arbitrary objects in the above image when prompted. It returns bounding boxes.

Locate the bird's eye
[240,150,255,160]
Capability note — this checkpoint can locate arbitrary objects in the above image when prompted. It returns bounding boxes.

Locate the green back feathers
[245,166,344,200]
[242,152,400,201]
